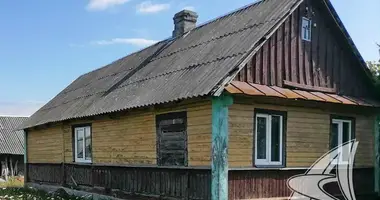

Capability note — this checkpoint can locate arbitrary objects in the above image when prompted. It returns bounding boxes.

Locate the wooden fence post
[211,94,233,200]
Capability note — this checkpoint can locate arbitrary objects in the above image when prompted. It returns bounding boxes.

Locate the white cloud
[0,101,45,117]
[92,38,158,47]
[136,1,170,14]
[86,0,130,11]
[183,6,195,11]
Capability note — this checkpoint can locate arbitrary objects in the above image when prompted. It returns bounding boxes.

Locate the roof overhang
[225,81,380,108]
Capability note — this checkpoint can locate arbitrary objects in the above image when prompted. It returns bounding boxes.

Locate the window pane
[271,116,281,162]
[331,123,339,149]
[342,122,350,143]
[85,128,92,160]
[342,122,351,161]
[256,117,267,160]
[302,18,311,41]
[76,129,84,159]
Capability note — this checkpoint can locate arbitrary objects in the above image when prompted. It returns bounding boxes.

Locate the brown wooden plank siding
[234,0,372,97]
[228,168,375,200]
[228,99,375,168]
[28,163,212,200]
[27,99,212,166]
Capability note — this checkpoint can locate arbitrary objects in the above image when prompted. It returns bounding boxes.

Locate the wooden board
[232,0,373,97]
[27,125,64,163]
[27,99,212,167]
[228,100,375,168]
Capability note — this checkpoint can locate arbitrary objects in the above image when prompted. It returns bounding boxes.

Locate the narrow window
[301,17,312,42]
[156,112,187,166]
[255,110,286,167]
[331,118,355,164]
[74,126,92,163]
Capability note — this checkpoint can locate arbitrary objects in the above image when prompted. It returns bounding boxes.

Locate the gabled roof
[0,116,27,155]
[21,0,302,129]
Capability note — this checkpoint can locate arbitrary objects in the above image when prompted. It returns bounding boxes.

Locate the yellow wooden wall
[27,124,64,163]
[229,102,375,168]
[27,100,212,166]
[27,97,372,168]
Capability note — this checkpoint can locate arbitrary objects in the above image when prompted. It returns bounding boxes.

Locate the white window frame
[74,126,92,163]
[255,113,283,166]
[332,119,352,165]
[301,17,312,42]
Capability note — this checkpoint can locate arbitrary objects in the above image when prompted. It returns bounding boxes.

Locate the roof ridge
[22,0,303,129]
[0,116,28,118]
[62,0,264,91]
[58,1,266,97]
[187,0,264,33]
[150,19,276,62]
[79,40,169,77]
[59,18,278,97]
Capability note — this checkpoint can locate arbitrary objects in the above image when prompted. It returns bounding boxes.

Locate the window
[301,17,312,41]
[156,112,187,166]
[74,126,92,163]
[331,117,355,164]
[254,110,286,167]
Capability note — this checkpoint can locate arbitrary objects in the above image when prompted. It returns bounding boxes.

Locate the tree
[368,44,380,84]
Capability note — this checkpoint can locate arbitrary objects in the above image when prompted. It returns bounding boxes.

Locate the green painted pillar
[375,116,380,195]
[211,94,233,200]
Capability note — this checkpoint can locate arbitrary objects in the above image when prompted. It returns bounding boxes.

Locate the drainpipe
[211,93,233,200]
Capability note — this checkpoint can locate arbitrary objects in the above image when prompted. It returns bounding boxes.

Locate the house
[21,0,380,199]
[0,116,27,178]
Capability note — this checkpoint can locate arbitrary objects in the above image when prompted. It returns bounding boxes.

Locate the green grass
[0,177,24,188]
[0,187,93,200]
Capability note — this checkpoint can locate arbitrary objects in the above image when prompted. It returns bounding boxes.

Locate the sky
[0,0,379,116]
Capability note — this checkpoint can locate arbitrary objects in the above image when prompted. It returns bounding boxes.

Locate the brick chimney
[172,10,198,38]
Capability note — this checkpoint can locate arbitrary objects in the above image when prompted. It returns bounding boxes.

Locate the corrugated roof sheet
[0,117,27,155]
[21,0,302,129]
[226,81,380,107]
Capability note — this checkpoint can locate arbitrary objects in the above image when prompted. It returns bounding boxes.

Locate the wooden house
[21,0,380,199]
[0,116,27,178]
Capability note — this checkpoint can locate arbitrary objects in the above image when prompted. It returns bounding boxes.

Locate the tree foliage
[368,61,380,83]
[368,44,380,84]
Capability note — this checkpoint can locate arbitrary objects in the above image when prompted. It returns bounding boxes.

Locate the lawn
[0,187,94,200]
[0,177,24,188]
[0,177,91,200]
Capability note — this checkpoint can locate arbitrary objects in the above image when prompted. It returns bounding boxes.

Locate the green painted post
[375,116,380,195]
[211,94,233,200]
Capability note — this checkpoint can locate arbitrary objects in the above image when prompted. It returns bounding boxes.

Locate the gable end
[233,0,374,97]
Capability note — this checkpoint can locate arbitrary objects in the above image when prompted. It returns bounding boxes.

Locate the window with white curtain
[74,126,92,163]
[255,110,285,167]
